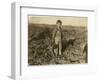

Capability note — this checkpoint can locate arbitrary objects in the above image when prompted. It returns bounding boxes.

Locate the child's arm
[52,28,56,43]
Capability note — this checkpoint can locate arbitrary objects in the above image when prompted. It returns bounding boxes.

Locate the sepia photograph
[28,15,88,65]
[11,3,97,79]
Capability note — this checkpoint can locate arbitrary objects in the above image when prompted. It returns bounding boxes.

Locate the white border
[11,2,97,80]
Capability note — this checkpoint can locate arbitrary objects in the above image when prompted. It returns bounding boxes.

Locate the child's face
[56,23,62,27]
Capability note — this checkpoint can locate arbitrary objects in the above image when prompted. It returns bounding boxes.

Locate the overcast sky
[28,16,87,27]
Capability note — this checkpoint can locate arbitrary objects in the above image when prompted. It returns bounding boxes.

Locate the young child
[52,20,63,56]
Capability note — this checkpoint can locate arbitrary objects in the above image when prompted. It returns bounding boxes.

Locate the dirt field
[28,23,88,65]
